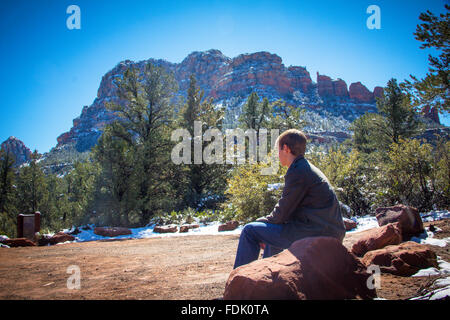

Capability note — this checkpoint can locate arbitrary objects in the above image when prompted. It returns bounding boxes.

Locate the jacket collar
[288,153,304,170]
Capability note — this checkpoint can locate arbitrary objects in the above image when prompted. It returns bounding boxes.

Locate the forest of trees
[0,5,448,237]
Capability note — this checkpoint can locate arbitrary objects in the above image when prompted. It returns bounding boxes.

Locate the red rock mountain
[57,49,384,152]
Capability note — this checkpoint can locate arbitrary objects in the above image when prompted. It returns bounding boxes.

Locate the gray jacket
[264,154,346,243]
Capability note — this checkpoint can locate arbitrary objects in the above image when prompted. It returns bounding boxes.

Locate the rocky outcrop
[375,204,424,241]
[94,227,132,237]
[361,241,438,276]
[351,223,402,257]
[349,82,374,103]
[316,73,349,99]
[0,136,33,166]
[421,105,440,124]
[54,50,380,152]
[224,237,377,300]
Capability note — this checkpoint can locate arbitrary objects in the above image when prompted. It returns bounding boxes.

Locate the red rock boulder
[0,238,36,247]
[153,225,178,233]
[94,227,132,237]
[218,221,239,232]
[343,218,357,231]
[224,237,377,300]
[361,241,438,276]
[179,224,200,233]
[375,204,424,240]
[351,223,402,257]
[50,232,76,244]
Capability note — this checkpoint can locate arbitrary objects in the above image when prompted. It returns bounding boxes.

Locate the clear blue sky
[0,0,448,153]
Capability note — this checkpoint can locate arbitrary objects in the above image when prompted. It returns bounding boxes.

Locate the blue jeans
[233,221,293,269]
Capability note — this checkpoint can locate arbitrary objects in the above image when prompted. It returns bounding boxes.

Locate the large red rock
[361,241,438,276]
[375,204,424,240]
[0,238,36,247]
[153,225,178,233]
[224,237,376,300]
[218,221,239,232]
[351,223,402,257]
[94,227,132,237]
[349,82,374,103]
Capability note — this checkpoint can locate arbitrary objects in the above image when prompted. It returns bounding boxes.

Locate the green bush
[221,157,286,223]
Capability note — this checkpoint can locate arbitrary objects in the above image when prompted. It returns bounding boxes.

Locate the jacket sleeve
[265,170,309,224]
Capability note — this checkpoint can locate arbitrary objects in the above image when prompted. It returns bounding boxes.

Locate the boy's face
[278,144,291,167]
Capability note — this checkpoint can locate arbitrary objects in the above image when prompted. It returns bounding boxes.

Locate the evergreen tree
[239,92,272,131]
[97,62,182,226]
[0,149,16,236]
[402,4,449,114]
[15,150,49,224]
[375,78,422,145]
[178,74,228,209]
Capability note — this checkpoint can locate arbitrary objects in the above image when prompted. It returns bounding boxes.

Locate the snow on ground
[61,221,244,243]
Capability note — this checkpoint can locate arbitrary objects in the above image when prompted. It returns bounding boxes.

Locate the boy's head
[276,129,307,167]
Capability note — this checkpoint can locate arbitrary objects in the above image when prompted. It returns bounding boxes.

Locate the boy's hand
[255,217,270,223]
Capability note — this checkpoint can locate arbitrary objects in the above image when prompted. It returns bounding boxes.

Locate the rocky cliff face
[56,49,385,152]
[1,136,33,167]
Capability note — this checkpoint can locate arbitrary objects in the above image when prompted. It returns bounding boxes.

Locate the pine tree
[15,150,48,222]
[97,62,182,226]
[375,78,422,145]
[402,4,449,114]
[178,74,227,209]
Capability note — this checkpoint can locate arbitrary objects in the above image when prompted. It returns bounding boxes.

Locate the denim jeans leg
[233,221,292,269]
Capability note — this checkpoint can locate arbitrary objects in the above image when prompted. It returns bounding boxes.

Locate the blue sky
[0,0,448,153]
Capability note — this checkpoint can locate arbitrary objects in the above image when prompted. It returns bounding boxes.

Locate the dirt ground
[0,219,449,300]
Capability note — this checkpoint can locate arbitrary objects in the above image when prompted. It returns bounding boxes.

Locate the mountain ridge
[55,49,385,153]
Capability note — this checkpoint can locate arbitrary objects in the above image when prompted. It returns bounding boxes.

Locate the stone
[94,227,132,237]
[49,232,75,244]
[218,221,239,232]
[343,218,357,231]
[153,225,178,233]
[349,82,374,103]
[0,238,36,247]
[351,223,402,257]
[361,241,438,276]
[375,204,424,240]
[179,224,200,233]
[224,237,377,300]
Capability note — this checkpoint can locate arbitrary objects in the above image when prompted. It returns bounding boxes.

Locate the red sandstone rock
[49,232,75,244]
[153,225,178,233]
[0,238,36,247]
[218,221,239,232]
[94,227,132,237]
[373,86,384,99]
[361,241,438,276]
[351,223,402,257]
[349,82,374,103]
[224,237,377,300]
[343,218,357,231]
[375,204,424,240]
[179,224,200,233]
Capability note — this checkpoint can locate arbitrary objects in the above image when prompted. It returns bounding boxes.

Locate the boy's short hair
[277,129,307,156]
